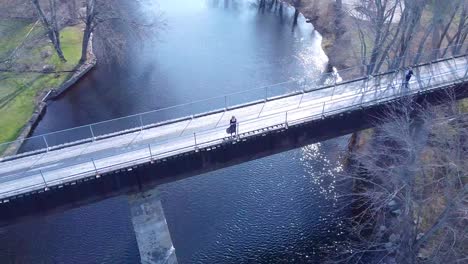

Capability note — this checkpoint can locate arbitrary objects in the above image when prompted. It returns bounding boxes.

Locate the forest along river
[0,0,349,263]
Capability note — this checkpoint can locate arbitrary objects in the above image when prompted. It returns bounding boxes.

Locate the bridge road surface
[0,57,466,200]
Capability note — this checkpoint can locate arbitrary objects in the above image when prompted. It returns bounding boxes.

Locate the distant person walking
[227,116,237,137]
[405,67,414,88]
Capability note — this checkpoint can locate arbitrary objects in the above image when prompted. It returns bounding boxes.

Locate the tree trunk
[431,0,446,51]
[391,1,426,69]
[451,3,467,54]
[31,0,66,62]
[80,0,96,64]
[80,28,92,64]
[413,23,434,64]
[368,1,398,74]
[292,9,299,28]
[367,3,385,74]
[374,11,406,73]
[268,0,272,10]
[259,0,266,11]
[336,0,342,9]
[49,0,66,62]
[435,1,461,54]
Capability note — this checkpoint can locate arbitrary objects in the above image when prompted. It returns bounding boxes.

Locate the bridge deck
[0,57,466,200]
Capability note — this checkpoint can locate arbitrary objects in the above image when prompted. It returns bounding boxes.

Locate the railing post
[224,95,228,110]
[148,144,153,161]
[429,53,434,70]
[194,133,198,149]
[236,122,239,138]
[285,112,288,128]
[364,77,369,92]
[360,91,365,107]
[42,136,49,152]
[91,158,99,175]
[451,57,458,71]
[139,115,144,131]
[89,125,96,141]
[463,61,468,80]
[39,170,48,188]
[322,102,326,118]
[298,91,304,108]
[258,101,266,118]
[190,101,194,119]
[331,81,336,99]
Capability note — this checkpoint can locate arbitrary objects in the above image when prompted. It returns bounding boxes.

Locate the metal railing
[346,43,468,77]
[0,53,467,199]
[1,44,466,161]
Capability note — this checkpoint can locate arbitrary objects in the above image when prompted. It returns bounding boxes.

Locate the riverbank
[283,0,358,69]
[0,19,95,155]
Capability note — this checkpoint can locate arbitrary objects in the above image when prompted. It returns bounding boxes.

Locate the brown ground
[283,0,358,69]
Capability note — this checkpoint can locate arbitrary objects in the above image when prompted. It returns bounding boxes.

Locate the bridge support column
[128,188,178,264]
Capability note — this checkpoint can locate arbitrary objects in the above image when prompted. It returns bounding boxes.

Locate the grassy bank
[0,19,82,145]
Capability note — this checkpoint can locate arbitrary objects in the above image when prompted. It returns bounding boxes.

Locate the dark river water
[0,0,348,263]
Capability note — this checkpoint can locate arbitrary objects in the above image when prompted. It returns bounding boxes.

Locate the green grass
[0,22,83,145]
[0,19,39,58]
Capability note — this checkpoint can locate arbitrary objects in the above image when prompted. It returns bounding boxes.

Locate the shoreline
[283,0,355,69]
[2,34,96,157]
[48,34,97,100]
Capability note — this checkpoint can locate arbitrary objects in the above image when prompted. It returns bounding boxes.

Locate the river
[0,0,348,263]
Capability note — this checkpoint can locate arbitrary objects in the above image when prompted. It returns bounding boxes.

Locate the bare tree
[79,0,162,65]
[441,1,468,56]
[412,0,467,63]
[354,0,401,74]
[325,94,468,263]
[350,0,409,73]
[348,0,468,74]
[79,0,95,64]
[31,0,66,62]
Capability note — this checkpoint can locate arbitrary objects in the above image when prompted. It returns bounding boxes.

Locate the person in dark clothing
[405,67,414,88]
[228,116,237,137]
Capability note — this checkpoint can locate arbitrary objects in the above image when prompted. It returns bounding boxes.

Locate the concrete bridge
[0,53,467,263]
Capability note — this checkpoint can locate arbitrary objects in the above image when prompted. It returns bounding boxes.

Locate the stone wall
[49,33,97,99]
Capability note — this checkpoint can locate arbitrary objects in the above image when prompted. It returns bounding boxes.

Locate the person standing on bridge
[405,67,414,88]
[228,116,237,138]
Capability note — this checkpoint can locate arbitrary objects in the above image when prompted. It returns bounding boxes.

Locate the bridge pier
[128,188,177,264]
